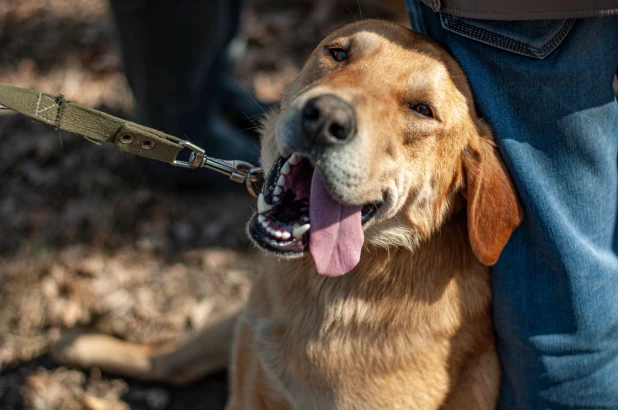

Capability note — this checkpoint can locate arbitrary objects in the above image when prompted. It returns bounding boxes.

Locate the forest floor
[0,0,401,408]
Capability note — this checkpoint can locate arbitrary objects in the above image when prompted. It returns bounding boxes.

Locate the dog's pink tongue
[309,169,364,277]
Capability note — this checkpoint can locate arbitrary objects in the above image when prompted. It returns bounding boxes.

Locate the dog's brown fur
[52,21,522,409]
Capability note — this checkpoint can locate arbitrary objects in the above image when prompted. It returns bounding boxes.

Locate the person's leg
[406,2,618,408]
[108,0,258,172]
[218,0,271,131]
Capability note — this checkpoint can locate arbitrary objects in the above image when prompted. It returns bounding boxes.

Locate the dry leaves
[0,0,399,408]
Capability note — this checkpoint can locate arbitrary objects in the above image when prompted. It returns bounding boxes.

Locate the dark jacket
[422,0,618,20]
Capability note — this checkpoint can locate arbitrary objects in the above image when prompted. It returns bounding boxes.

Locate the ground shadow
[0,353,229,410]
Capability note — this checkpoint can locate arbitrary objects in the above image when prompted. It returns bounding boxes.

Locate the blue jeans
[405,2,618,408]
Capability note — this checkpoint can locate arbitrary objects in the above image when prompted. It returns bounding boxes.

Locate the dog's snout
[301,95,356,145]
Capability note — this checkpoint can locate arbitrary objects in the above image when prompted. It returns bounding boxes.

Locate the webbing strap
[0,84,183,164]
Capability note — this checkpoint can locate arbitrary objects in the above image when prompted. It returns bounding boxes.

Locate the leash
[0,84,263,197]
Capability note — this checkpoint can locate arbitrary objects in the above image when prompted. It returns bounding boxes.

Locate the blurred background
[0,0,406,409]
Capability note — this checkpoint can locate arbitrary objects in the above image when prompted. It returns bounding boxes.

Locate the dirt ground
[0,1,402,409]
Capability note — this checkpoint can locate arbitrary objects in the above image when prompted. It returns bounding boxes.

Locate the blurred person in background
[109,0,266,186]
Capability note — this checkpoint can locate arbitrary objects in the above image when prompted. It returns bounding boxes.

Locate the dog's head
[249,20,522,276]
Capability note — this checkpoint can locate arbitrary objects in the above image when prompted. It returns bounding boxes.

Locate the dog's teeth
[292,223,310,238]
[288,153,299,165]
[281,231,291,240]
[274,230,283,238]
[281,162,291,175]
[303,216,310,222]
[257,193,273,214]
[273,186,283,195]
[273,195,280,203]
[277,175,286,186]
[267,227,275,234]
[258,215,265,223]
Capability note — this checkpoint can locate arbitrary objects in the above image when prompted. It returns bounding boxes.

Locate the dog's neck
[251,211,494,406]
[263,212,489,333]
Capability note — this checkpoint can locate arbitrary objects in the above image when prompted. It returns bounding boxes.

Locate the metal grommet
[141,140,155,150]
[120,134,133,144]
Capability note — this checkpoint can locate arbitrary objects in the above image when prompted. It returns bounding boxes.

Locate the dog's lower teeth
[253,154,315,247]
[293,223,310,239]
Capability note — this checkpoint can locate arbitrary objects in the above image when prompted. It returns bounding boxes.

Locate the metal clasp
[173,140,205,169]
[173,140,263,197]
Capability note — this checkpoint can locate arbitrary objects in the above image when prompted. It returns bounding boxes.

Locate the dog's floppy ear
[462,128,523,266]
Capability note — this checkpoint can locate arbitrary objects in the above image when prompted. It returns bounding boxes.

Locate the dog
[52,20,522,409]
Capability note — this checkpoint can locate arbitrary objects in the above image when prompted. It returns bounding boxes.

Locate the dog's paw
[51,330,114,368]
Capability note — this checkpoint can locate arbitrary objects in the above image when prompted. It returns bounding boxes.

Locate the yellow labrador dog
[53,20,522,409]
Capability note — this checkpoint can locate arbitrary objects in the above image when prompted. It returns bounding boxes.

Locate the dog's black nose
[301,95,356,145]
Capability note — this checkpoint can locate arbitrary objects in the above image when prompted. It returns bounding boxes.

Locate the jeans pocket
[440,14,576,59]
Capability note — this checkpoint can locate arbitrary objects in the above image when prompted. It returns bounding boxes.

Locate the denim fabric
[439,15,576,59]
[405,2,618,408]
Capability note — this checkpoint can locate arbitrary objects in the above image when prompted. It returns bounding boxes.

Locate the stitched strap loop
[0,83,183,164]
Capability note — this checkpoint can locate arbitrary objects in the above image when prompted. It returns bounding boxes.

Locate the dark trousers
[109,0,242,141]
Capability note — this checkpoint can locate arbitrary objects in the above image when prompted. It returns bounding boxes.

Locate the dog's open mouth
[248,154,380,276]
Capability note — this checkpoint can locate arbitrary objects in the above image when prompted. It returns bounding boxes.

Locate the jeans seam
[442,6,618,17]
[440,14,576,59]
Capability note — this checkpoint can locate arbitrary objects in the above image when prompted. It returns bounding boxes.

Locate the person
[108,0,265,186]
[404,1,618,408]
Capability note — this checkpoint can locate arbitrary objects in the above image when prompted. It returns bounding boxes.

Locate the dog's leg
[225,318,293,410]
[51,307,241,385]
[442,347,500,410]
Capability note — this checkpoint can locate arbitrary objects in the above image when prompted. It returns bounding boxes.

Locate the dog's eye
[410,104,434,118]
[329,48,347,62]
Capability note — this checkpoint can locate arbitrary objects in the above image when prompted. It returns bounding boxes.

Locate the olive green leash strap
[0,83,183,164]
[0,84,263,197]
